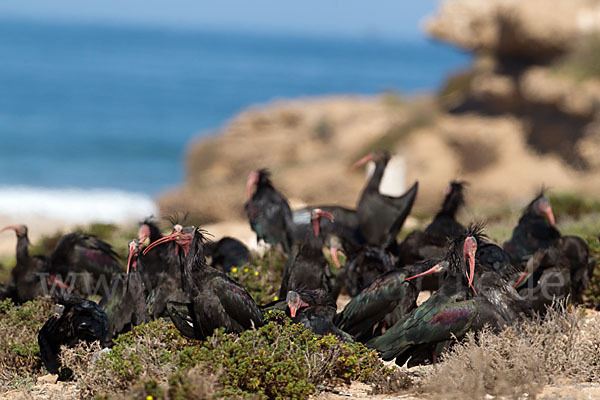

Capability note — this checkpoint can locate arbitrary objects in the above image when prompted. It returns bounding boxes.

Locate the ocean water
[0,18,469,222]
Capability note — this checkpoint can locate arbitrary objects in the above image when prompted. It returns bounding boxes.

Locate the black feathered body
[279,242,332,298]
[334,262,428,342]
[206,237,252,273]
[245,171,295,253]
[503,197,561,266]
[48,232,122,298]
[356,151,418,250]
[104,270,150,342]
[175,230,263,340]
[342,246,396,297]
[398,181,466,268]
[38,296,108,378]
[289,289,353,341]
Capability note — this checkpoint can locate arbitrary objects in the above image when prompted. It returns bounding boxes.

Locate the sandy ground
[6,374,600,399]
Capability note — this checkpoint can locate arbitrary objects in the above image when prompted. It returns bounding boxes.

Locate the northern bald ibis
[38,294,108,380]
[245,169,295,253]
[136,218,167,291]
[104,239,150,342]
[279,209,336,298]
[514,236,592,312]
[504,191,593,303]
[503,191,560,266]
[1,225,121,303]
[0,225,47,303]
[341,245,396,297]
[352,150,418,251]
[205,237,252,273]
[398,181,467,268]
[286,289,353,341]
[369,225,530,367]
[48,231,122,298]
[167,228,263,340]
[335,259,446,342]
[292,205,365,267]
[141,223,193,318]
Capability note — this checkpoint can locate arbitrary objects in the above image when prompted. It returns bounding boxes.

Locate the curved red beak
[513,272,529,289]
[463,236,478,296]
[0,225,19,233]
[142,225,193,257]
[330,247,342,269]
[350,154,373,171]
[539,201,556,227]
[287,298,309,318]
[405,261,447,281]
[142,232,177,255]
[126,241,138,274]
[246,171,259,200]
[311,209,334,237]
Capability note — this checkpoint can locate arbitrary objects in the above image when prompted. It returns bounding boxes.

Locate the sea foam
[0,186,158,224]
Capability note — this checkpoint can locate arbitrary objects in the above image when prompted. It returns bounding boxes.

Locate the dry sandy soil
[4,372,600,399]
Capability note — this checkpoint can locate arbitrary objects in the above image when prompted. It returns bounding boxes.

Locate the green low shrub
[0,298,53,385]
[68,311,392,399]
[549,193,600,220]
[230,249,286,305]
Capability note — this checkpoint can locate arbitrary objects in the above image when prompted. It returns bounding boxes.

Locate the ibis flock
[0,149,595,378]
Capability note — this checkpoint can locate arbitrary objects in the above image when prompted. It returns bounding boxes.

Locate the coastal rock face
[158,95,600,224]
[159,0,600,224]
[433,0,600,171]
[426,0,600,62]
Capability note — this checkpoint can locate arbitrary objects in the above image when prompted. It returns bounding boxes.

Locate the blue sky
[0,0,440,40]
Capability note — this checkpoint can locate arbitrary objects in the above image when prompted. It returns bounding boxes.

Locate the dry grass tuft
[419,304,600,398]
[0,298,53,388]
[61,318,189,398]
[60,314,393,399]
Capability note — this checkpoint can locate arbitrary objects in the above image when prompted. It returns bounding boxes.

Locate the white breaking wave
[0,186,158,224]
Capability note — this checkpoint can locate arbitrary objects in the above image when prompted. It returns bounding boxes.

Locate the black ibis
[47,231,122,299]
[245,169,295,253]
[166,228,263,340]
[141,223,194,318]
[135,218,167,291]
[335,259,447,342]
[398,180,467,268]
[1,225,121,302]
[286,289,353,341]
[104,239,150,341]
[0,225,48,303]
[504,191,593,303]
[503,191,560,266]
[352,150,419,251]
[38,294,108,380]
[279,209,336,298]
[369,225,530,367]
[514,236,592,312]
[205,236,252,273]
[292,205,365,267]
[341,245,397,297]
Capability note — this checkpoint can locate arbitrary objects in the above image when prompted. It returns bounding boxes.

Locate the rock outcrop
[430,0,600,170]
[426,0,600,62]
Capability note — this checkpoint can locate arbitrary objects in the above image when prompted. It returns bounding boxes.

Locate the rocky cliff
[159,0,600,224]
